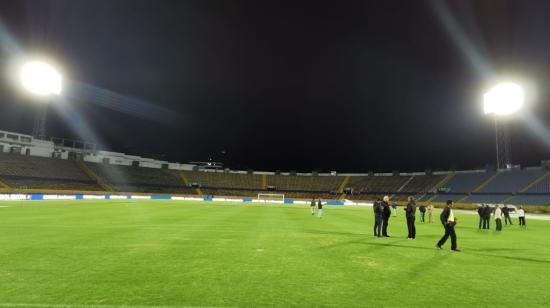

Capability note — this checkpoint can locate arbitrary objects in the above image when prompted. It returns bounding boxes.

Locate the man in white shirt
[494,205,503,231]
[517,206,526,227]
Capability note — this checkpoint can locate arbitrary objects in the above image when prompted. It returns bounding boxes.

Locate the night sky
[1,0,550,172]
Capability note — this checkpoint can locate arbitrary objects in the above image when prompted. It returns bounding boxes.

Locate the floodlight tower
[483,82,524,170]
[19,61,62,140]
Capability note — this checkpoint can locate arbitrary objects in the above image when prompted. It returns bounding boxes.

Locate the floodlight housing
[20,61,62,96]
[483,82,524,116]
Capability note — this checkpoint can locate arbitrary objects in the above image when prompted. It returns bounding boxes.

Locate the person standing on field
[482,204,491,229]
[494,205,503,231]
[419,204,426,223]
[427,204,434,223]
[478,204,484,229]
[502,205,513,225]
[381,196,391,237]
[405,196,416,240]
[436,200,459,252]
[317,199,323,219]
[517,206,526,227]
[391,201,398,217]
[310,198,316,215]
[373,198,383,238]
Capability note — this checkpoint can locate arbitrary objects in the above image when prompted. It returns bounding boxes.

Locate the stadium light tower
[19,60,63,140]
[483,82,525,170]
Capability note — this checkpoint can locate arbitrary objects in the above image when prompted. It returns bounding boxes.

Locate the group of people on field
[478,204,526,231]
[373,197,436,239]
[374,197,460,251]
[372,196,392,237]
[310,195,528,253]
[374,196,531,252]
[391,201,434,223]
[310,198,323,219]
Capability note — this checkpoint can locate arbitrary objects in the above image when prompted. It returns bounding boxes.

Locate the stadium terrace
[1,129,550,212]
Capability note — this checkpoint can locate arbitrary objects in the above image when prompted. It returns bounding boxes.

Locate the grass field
[1,201,549,307]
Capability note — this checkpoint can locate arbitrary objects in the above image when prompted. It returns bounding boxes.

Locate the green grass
[0,201,549,307]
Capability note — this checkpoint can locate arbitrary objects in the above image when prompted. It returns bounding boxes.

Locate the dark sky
[1,0,550,172]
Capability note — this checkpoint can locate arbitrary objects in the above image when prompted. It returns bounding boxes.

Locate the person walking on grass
[373,198,383,238]
[391,201,398,217]
[427,204,434,223]
[436,200,459,252]
[478,204,484,229]
[405,196,416,240]
[317,199,323,219]
[502,205,513,225]
[494,205,503,231]
[517,206,526,228]
[310,198,316,216]
[482,204,491,229]
[419,204,426,223]
[381,195,391,237]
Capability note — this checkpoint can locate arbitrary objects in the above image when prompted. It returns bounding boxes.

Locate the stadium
[2,129,550,208]
[2,1,550,307]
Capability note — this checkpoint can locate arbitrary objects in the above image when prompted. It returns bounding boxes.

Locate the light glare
[20,61,62,96]
[483,82,524,115]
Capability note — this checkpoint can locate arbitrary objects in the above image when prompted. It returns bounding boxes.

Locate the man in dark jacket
[486,205,493,229]
[419,205,426,223]
[381,195,391,237]
[373,198,383,238]
[502,205,513,225]
[405,196,416,240]
[478,205,484,229]
[482,205,491,229]
[436,200,459,252]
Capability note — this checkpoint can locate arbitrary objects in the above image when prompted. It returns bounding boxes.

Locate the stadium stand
[183,171,262,190]
[0,152,102,190]
[342,174,442,201]
[0,177,11,188]
[2,144,550,206]
[447,169,546,205]
[201,188,335,199]
[85,162,188,193]
[266,174,343,192]
[77,161,113,191]
[441,171,496,193]
[432,194,468,203]
[346,175,409,193]
[463,194,510,204]
[479,169,545,193]
[281,191,337,199]
[399,174,446,193]
[201,188,260,197]
[507,194,550,205]
[415,194,435,202]
[524,172,550,193]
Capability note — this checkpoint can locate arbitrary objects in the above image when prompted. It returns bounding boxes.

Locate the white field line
[0,303,230,308]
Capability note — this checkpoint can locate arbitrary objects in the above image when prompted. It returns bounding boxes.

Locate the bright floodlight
[20,61,62,96]
[483,82,524,115]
